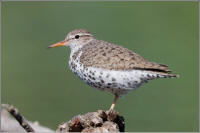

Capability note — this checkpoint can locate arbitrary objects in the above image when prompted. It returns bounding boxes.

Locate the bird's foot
[106,109,119,122]
[108,108,114,115]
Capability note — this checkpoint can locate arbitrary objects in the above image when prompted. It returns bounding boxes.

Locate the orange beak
[48,40,68,48]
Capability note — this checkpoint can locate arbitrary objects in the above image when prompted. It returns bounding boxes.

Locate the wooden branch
[2,104,34,132]
[1,104,54,132]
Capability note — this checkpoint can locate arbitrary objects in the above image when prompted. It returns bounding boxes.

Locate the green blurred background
[2,1,199,132]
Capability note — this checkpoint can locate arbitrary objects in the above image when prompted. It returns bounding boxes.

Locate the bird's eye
[75,35,80,39]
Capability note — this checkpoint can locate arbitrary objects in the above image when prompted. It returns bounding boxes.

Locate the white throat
[69,42,84,54]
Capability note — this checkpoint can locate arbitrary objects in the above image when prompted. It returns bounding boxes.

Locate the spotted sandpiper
[49,29,178,111]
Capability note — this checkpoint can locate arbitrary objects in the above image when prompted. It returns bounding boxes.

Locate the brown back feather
[80,39,173,74]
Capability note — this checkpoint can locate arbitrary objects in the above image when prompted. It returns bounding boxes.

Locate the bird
[48,29,178,112]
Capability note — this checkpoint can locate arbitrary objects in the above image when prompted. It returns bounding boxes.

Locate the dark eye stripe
[74,34,92,39]
[66,34,93,41]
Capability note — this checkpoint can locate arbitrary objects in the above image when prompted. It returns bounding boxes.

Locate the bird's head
[48,29,94,50]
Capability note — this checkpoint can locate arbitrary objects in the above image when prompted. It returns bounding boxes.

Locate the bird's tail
[154,72,179,79]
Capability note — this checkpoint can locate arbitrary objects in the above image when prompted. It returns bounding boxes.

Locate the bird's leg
[109,94,119,112]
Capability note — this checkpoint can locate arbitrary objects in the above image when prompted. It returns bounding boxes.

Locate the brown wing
[80,39,172,73]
